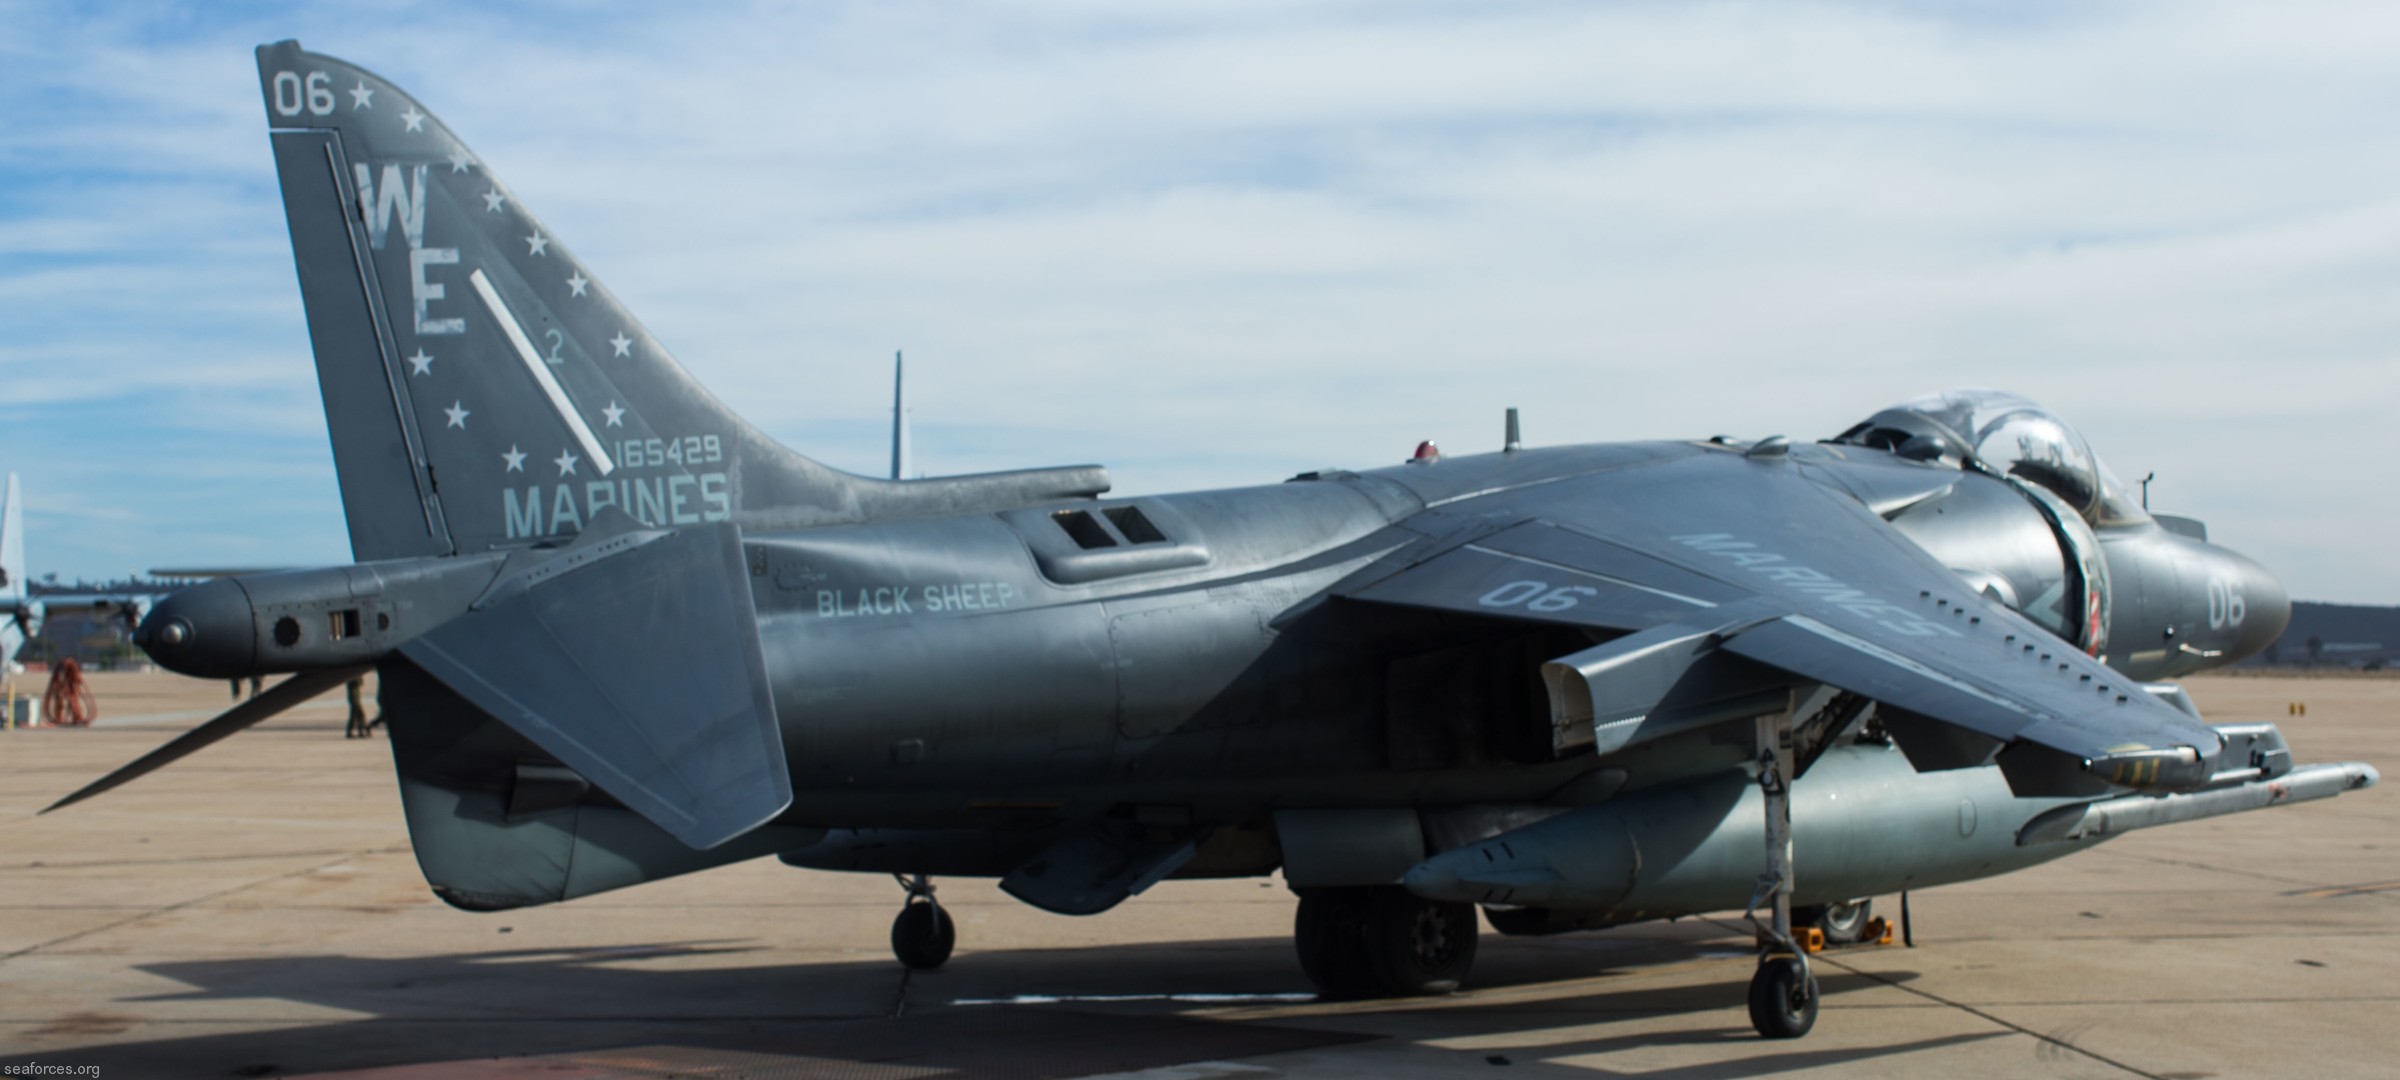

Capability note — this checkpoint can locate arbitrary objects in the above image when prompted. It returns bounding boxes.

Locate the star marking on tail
[482,190,505,213]
[349,81,374,109]
[554,448,580,476]
[609,332,632,358]
[448,149,473,174]
[566,272,589,298]
[406,349,433,376]
[502,446,527,473]
[525,233,549,256]
[400,105,426,133]
[445,401,470,429]
[602,401,625,427]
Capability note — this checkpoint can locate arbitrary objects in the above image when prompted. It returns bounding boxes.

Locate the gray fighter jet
[55,42,2377,1040]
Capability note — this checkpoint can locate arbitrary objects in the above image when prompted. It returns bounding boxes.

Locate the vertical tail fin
[1,474,22,603]
[254,41,1104,560]
[1,473,27,669]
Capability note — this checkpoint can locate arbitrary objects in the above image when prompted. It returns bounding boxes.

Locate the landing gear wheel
[1294,888,1377,998]
[1294,886,1478,998]
[891,899,954,971]
[1747,956,1818,1039]
[1362,889,1477,995]
[1794,899,1873,945]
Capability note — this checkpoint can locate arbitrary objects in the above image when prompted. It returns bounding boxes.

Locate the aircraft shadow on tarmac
[64,932,1944,1078]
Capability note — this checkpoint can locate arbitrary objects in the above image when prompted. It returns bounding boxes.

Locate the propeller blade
[41,664,371,813]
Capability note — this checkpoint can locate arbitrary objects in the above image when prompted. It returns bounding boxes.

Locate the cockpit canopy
[1835,389,2149,528]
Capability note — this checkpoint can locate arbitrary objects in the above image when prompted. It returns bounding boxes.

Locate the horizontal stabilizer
[400,516,789,849]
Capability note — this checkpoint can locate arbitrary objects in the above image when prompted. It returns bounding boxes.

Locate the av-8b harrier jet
[56,41,2376,1039]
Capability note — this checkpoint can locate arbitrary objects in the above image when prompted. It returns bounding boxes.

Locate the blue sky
[3,1,2397,601]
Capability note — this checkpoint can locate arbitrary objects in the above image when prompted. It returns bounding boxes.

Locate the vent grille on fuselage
[1053,509,1118,549]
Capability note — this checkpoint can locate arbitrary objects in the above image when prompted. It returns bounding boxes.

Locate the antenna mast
[890,351,913,480]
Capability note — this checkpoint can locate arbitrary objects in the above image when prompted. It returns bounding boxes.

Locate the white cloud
[2,0,2396,603]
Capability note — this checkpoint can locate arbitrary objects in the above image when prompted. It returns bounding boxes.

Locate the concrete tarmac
[1,671,2392,1079]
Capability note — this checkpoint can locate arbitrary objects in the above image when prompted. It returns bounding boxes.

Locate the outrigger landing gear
[1745,709,1818,1039]
[890,872,955,971]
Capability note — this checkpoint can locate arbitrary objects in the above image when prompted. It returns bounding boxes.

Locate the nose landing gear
[890,873,954,971]
[1745,709,1818,1039]
[1747,954,1819,1039]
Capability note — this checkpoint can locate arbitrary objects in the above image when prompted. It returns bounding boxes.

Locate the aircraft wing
[1339,446,2226,794]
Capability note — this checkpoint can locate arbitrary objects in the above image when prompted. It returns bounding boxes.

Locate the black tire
[891,900,954,971]
[1294,888,1378,998]
[1747,956,1819,1039]
[1361,888,1477,996]
[1794,898,1873,945]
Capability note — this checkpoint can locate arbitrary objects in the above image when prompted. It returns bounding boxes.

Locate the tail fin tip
[257,43,1108,561]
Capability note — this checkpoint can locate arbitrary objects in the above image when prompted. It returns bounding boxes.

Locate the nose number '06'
[1478,580,1597,613]
[2207,576,2247,630]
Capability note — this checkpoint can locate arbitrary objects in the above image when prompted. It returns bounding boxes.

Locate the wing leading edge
[1335,447,2226,795]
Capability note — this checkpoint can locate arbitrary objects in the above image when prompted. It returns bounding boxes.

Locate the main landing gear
[890,873,954,971]
[1294,884,1478,998]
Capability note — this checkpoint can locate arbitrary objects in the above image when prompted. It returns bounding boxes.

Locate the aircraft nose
[2225,550,2290,664]
[136,579,257,679]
